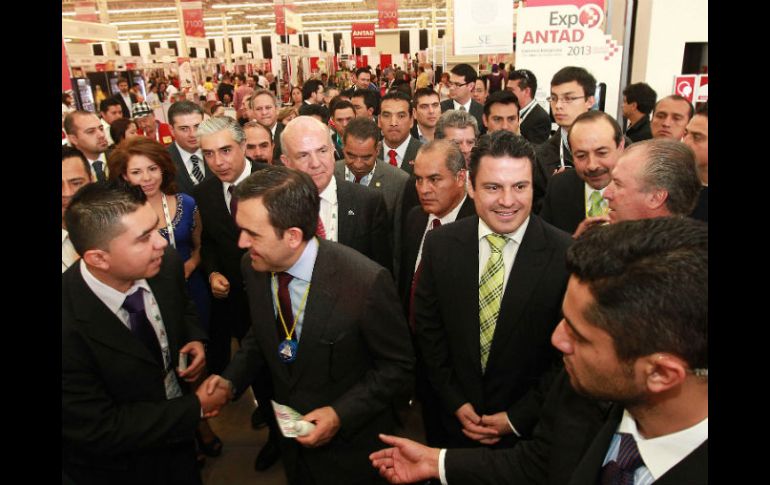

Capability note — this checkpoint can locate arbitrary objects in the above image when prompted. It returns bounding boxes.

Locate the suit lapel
[486,216,551,367]
[335,178,355,245]
[568,403,624,485]
[147,255,180,356]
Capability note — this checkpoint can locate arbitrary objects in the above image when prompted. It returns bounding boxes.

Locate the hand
[479,412,514,444]
[210,272,230,299]
[553,166,570,176]
[455,403,500,444]
[197,375,233,418]
[370,434,441,484]
[572,215,611,239]
[295,406,341,448]
[177,341,206,383]
[183,259,196,280]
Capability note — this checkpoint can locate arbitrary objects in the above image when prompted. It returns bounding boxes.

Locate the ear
[284,227,305,249]
[466,177,476,199]
[82,248,111,271]
[647,188,669,210]
[280,153,289,166]
[642,353,688,394]
[456,168,467,187]
[585,96,596,110]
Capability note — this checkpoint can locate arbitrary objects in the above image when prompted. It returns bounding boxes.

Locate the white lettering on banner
[352,30,375,36]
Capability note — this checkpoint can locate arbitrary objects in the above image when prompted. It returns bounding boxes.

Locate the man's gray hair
[435,109,480,139]
[417,139,466,175]
[250,88,279,108]
[196,115,245,144]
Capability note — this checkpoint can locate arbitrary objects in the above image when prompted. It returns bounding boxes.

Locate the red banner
[355,55,369,69]
[351,23,376,47]
[380,54,392,70]
[378,0,398,29]
[274,1,298,36]
[181,0,206,39]
[62,38,72,92]
[74,1,98,22]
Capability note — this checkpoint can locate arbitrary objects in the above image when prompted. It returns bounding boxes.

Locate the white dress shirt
[452,99,472,112]
[383,134,413,170]
[318,176,339,242]
[343,163,377,187]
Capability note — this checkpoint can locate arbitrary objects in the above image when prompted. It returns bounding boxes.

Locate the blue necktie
[122,289,163,366]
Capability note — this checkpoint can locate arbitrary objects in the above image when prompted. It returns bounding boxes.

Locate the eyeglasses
[546,95,586,105]
[448,81,470,88]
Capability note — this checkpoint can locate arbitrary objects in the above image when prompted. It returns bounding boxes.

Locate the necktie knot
[388,149,398,167]
[431,218,442,230]
[588,190,606,217]
[277,271,294,289]
[458,105,466,112]
[485,233,508,253]
[92,160,106,182]
[615,433,644,471]
[122,288,145,314]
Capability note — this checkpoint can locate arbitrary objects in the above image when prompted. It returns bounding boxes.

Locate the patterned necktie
[588,190,606,217]
[599,433,645,485]
[479,233,508,372]
[458,105,466,112]
[388,149,398,167]
[122,288,164,366]
[316,216,327,239]
[276,272,295,337]
[92,160,106,183]
[190,154,204,184]
[227,185,238,218]
[409,218,442,331]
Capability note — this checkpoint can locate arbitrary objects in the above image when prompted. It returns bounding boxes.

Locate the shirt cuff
[507,415,521,437]
[439,448,448,485]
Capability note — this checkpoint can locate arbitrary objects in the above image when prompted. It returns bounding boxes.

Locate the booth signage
[673,75,697,103]
[453,0,514,55]
[378,0,398,29]
[351,23,376,47]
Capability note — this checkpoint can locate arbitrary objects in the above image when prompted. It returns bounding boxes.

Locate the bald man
[280,116,393,272]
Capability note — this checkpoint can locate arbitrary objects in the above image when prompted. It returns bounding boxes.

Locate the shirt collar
[617,409,708,480]
[284,236,319,283]
[584,182,608,197]
[428,194,468,227]
[383,134,412,160]
[519,99,537,116]
[453,99,472,111]
[319,174,338,205]
[477,215,530,246]
[344,163,376,185]
[175,142,202,162]
[224,160,252,192]
[80,261,151,315]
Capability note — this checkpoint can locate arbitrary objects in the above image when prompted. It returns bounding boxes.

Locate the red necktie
[316,216,327,239]
[409,218,442,332]
[354,173,364,184]
[388,149,398,167]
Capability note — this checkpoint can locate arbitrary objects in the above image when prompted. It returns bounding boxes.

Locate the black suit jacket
[398,196,476,315]
[625,115,653,142]
[110,92,138,119]
[272,122,285,164]
[378,136,423,176]
[441,98,486,135]
[167,143,214,197]
[415,215,572,446]
[539,168,586,234]
[335,176,393,273]
[224,240,415,485]
[520,102,552,145]
[193,160,268,340]
[445,370,708,485]
[62,250,206,485]
[536,131,573,178]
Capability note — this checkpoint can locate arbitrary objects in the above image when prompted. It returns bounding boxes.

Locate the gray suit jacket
[168,143,214,198]
[334,159,410,278]
[378,135,423,176]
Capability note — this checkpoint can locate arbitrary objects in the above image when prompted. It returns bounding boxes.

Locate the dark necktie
[122,289,164,366]
[190,154,204,184]
[599,433,645,485]
[228,185,238,219]
[92,160,106,182]
[277,272,294,332]
[354,173,364,184]
[409,218,442,332]
[388,149,398,167]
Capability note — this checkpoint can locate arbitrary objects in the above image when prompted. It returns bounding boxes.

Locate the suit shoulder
[533,215,574,250]
[426,215,477,245]
[378,161,410,182]
[320,240,386,279]
[549,168,582,190]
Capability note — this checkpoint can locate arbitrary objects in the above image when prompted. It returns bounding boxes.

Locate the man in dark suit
[282,116,393,272]
[202,166,415,485]
[167,101,213,197]
[330,100,357,161]
[333,117,410,275]
[540,111,625,235]
[110,76,138,119]
[371,217,708,485]
[440,63,485,135]
[64,111,110,182]
[413,131,572,450]
[411,87,441,143]
[249,89,285,163]
[378,91,424,176]
[62,183,225,485]
[536,66,597,177]
[683,103,708,222]
[507,69,552,144]
[622,82,657,142]
[243,121,275,165]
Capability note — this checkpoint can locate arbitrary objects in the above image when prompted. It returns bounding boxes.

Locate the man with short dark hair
[110,76,137,118]
[536,66,597,176]
[651,95,694,141]
[243,121,275,165]
[63,182,218,485]
[201,165,414,485]
[216,74,234,105]
[372,216,708,485]
[350,89,380,121]
[411,87,442,143]
[622,82,657,142]
[378,91,424,175]
[330,100,357,161]
[540,111,625,235]
[168,100,212,196]
[99,98,123,145]
[482,90,521,135]
[440,63,485,134]
[507,69,551,144]
[412,131,572,450]
[62,146,93,272]
[298,103,330,124]
[302,79,325,105]
[64,111,110,182]
[683,103,708,222]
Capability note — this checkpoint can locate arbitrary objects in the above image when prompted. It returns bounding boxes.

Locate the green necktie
[479,233,508,372]
[587,190,605,217]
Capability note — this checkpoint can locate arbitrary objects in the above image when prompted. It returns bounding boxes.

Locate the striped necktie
[587,190,605,217]
[599,433,645,485]
[479,233,507,372]
[190,154,204,184]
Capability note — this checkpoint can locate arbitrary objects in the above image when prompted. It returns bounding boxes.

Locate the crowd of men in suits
[62,62,708,484]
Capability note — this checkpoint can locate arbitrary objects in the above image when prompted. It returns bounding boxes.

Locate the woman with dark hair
[106,137,220,464]
[109,118,139,148]
[290,85,303,107]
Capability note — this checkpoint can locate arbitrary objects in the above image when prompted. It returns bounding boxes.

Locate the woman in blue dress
[107,137,222,463]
